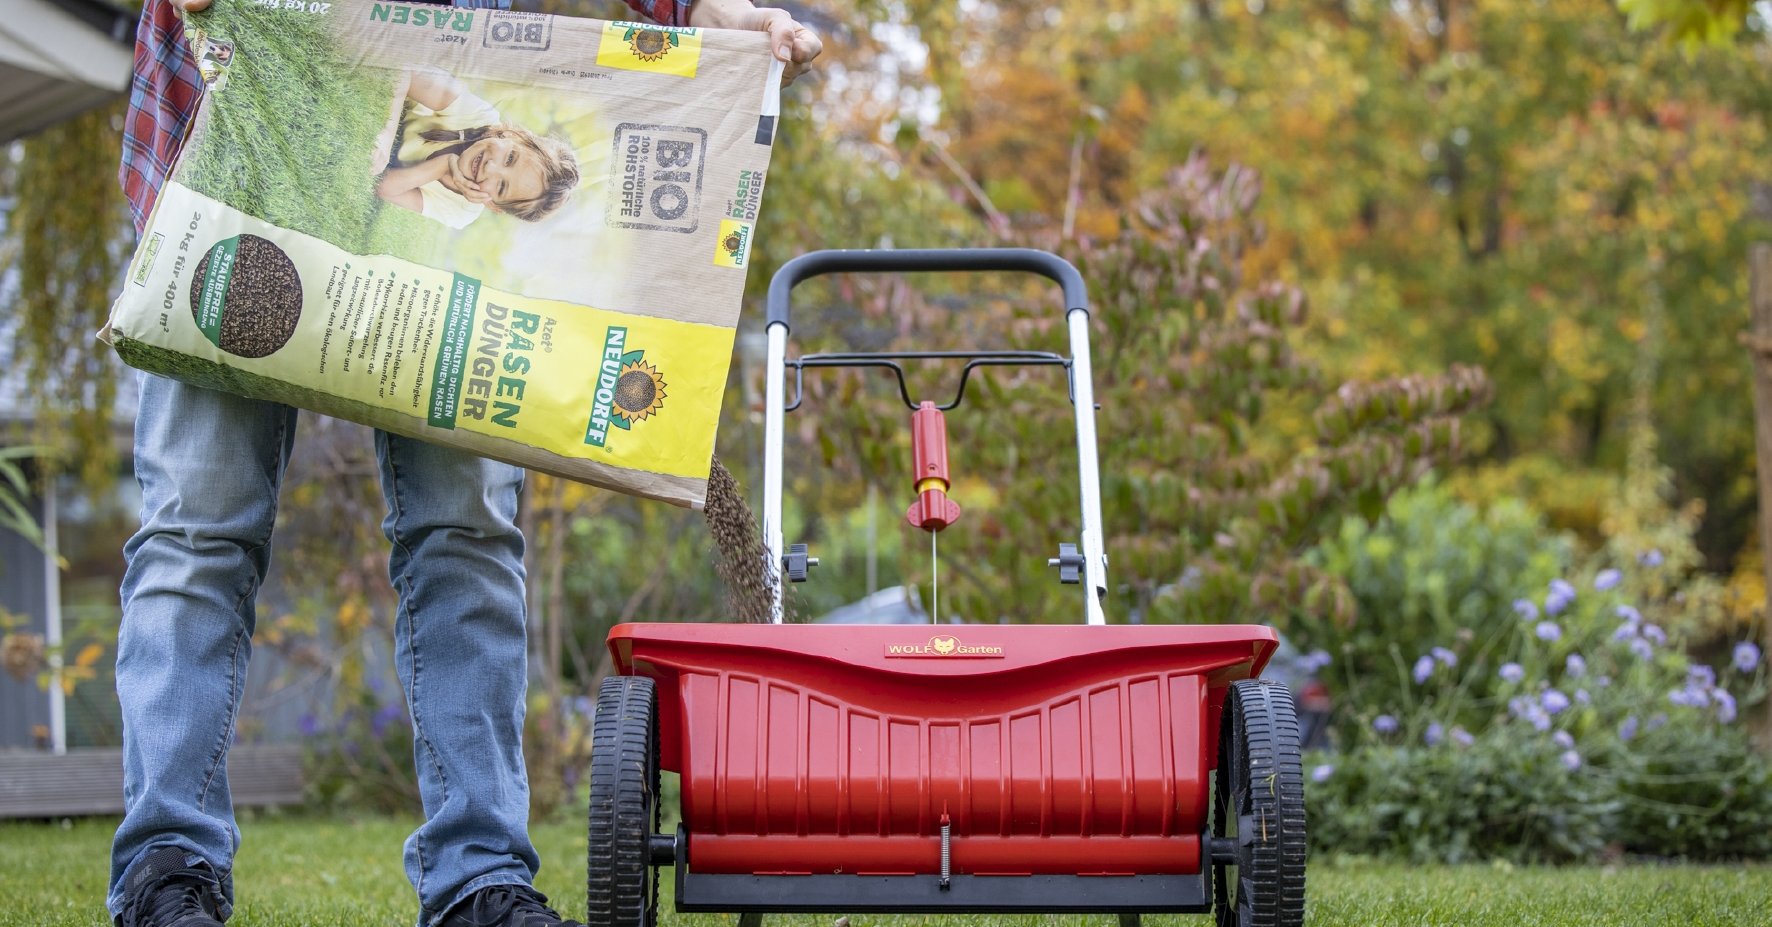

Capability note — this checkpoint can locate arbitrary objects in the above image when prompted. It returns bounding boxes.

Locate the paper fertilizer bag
[103,0,786,508]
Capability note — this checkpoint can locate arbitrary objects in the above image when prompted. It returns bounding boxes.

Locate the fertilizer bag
[103,0,784,508]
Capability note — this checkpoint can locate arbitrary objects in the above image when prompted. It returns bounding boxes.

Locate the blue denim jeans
[108,373,538,925]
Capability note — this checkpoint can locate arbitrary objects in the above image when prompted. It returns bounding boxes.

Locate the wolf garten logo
[883,635,1005,659]
[585,326,668,448]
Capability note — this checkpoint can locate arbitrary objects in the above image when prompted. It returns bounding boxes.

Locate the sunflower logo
[613,360,667,425]
[625,26,677,62]
[722,232,744,258]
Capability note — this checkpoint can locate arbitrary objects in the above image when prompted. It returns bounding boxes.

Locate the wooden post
[1750,243,1772,745]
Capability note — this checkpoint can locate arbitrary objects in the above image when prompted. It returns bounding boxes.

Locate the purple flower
[1642,624,1667,645]
[1618,716,1639,742]
[1734,642,1762,673]
[1451,726,1475,747]
[1615,605,1642,624]
[1510,696,1553,731]
[298,713,320,737]
[1647,713,1668,730]
[1413,655,1436,684]
[1688,664,1716,688]
[1535,621,1563,642]
[1565,653,1587,678]
[1669,686,1708,708]
[1373,714,1399,734]
[1552,730,1575,749]
[1305,649,1332,672]
[1560,750,1583,772]
[1425,722,1445,746]
[1432,646,1458,667]
[1541,689,1571,714]
[372,704,406,738]
[1575,688,1591,705]
[1629,639,1654,661]
[1311,764,1334,783]
[1639,549,1664,567]
[1499,662,1526,684]
[1593,569,1622,591]
[1714,689,1738,724]
[1546,578,1577,616]
[1513,599,1539,621]
[1597,674,1612,688]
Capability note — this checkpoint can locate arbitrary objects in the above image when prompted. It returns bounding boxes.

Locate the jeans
[108,372,537,925]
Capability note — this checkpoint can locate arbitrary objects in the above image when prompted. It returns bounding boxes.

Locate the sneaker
[437,884,585,927]
[114,846,227,927]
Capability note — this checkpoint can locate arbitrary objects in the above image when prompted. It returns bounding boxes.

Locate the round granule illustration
[615,369,657,413]
[189,234,302,358]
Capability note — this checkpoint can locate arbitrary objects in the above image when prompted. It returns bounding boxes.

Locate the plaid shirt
[120,0,692,232]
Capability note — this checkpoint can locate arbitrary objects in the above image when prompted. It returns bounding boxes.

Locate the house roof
[0,0,135,146]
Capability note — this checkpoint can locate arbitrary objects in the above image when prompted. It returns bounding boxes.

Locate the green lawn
[3,814,1768,927]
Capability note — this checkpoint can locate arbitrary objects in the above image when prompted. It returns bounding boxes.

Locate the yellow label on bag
[713,218,752,268]
[597,22,701,78]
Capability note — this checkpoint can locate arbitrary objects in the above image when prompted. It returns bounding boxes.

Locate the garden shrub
[1296,479,1572,743]
[1301,487,1770,862]
[1306,731,1616,864]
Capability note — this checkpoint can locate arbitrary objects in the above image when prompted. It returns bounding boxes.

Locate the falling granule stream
[704,456,795,623]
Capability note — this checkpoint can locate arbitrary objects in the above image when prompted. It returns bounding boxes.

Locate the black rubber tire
[587,676,660,927]
[1212,678,1307,927]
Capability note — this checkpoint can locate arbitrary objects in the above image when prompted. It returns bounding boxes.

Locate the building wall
[0,495,51,749]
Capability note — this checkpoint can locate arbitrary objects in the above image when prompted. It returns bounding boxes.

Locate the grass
[3,813,1769,927]
[177,3,442,258]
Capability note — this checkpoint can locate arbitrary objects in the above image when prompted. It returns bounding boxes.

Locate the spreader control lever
[905,401,963,532]
[783,543,819,583]
[1049,543,1084,585]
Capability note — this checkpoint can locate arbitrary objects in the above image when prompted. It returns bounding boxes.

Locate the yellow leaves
[73,642,103,669]
[1547,316,1607,387]
[333,598,372,637]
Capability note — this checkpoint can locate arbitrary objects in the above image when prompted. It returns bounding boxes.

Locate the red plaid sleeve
[119,0,203,233]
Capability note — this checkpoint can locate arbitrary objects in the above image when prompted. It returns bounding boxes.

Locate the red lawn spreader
[595,250,1306,927]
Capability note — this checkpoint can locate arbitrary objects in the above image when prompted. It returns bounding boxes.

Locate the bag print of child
[371,68,579,229]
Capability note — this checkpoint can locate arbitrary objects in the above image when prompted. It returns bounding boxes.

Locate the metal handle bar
[765,248,1090,332]
[760,248,1109,625]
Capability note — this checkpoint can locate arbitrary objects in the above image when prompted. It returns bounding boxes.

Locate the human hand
[440,155,493,204]
[171,0,212,11]
[686,0,822,86]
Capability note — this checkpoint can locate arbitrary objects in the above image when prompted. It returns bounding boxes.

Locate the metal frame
[762,248,1109,625]
[675,868,1210,915]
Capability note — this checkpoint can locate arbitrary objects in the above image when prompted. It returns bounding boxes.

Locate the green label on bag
[426,273,480,429]
[194,237,239,347]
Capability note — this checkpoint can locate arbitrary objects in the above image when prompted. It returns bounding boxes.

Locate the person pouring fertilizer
[105,2,819,927]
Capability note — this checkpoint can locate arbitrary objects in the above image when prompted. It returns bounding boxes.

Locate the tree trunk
[1747,242,1772,747]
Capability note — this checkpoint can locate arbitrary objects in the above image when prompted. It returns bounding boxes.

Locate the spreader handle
[759,248,1110,626]
[765,248,1089,331]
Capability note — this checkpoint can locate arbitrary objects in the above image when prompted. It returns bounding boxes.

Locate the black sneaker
[437,884,585,927]
[114,846,227,927]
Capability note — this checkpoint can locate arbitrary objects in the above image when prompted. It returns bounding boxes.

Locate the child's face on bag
[455,135,546,210]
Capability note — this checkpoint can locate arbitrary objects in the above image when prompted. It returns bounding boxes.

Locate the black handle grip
[764,248,1089,332]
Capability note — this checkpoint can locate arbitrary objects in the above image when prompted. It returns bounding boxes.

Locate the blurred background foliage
[2,0,1770,849]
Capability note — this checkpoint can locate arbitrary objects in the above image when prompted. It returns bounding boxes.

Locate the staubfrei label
[103,0,780,508]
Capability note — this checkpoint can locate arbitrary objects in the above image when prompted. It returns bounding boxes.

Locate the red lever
[906,401,962,532]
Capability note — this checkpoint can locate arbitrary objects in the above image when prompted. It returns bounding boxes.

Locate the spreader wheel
[1212,679,1306,927]
[588,676,660,927]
